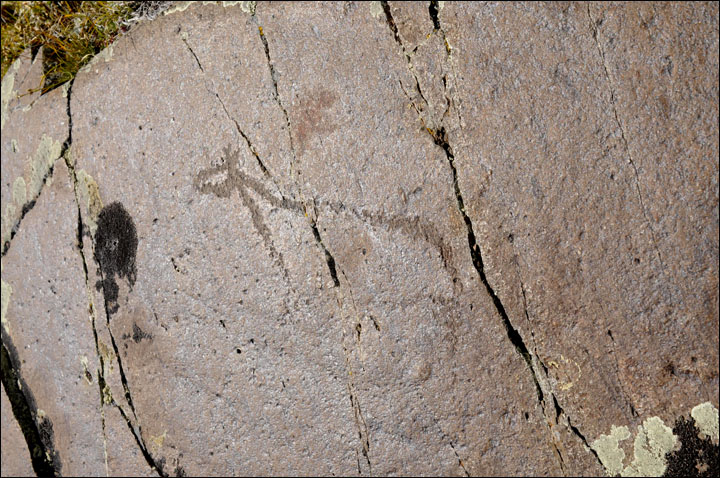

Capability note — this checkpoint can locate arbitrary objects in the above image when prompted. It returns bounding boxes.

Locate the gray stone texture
[1,1,717,476]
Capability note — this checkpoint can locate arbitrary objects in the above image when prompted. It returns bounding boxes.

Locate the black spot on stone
[130,323,152,344]
[663,416,719,477]
[93,202,138,315]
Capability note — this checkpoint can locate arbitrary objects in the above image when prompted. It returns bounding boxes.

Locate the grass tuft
[1,1,168,93]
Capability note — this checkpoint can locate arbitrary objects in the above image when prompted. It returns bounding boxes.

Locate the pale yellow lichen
[369,1,384,19]
[2,203,17,246]
[150,431,167,454]
[622,416,677,476]
[591,425,631,476]
[691,402,719,442]
[80,356,92,384]
[548,354,582,391]
[12,177,27,206]
[221,1,256,14]
[76,169,103,236]
[1,57,21,129]
[28,134,62,200]
[163,1,193,15]
[98,339,115,374]
[102,383,113,405]
[1,279,12,331]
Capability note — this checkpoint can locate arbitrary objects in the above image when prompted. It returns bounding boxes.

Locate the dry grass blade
[1,1,168,93]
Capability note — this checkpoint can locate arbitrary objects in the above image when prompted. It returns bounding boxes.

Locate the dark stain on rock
[295,88,338,156]
[194,145,300,276]
[132,323,151,343]
[93,202,138,315]
[663,415,719,477]
[122,323,152,344]
[195,145,459,288]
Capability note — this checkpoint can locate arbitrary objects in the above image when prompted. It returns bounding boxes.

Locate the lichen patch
[623,416,678,476]
[28,134,62,200]
[591,425,631,476]
[691,402,719,443]
[1,56,21,129]
[1,278,12,331]
[76,169,103,236]
[12,177,27,206]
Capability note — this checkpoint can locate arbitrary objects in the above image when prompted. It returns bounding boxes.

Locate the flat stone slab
[1,2,717,476]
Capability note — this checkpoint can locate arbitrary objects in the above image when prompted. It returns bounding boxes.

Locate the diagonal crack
[182,38,204,72]
[403,8,602,473]
[381,2,429,112]
[1,175,52,257]
[93,249,167,475]
[66,152,110,478]
[586,4,665,274]
[182,35,296,284]
[211,90,277,186]
[434,119,572,470]
[252,16,371,473]
[180,36,287,200]
[310,213,371,473]
[0,76,77,477]
[61,80,164,477]
[428,1,442,30]
[522,282,604,471]
[1,336,61,476]
[112,397,166,477]
[427,123,549,406]
[1,79,74,258]
[606,329,639,419]
[449,441,470,477]
[336,268,372,475]
[310,222,340,288]
[91,205,166,477]
[255,22,304,199]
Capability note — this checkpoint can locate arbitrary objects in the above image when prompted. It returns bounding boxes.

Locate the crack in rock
[586,4,665,275]
[255,20,304,206]
[391,7,606,472]
[0,337,61,476]
[1,79,72,258]
[0,76,76,477]
[61,81,164,476]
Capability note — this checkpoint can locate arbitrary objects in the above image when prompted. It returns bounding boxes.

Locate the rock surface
[1,2,718,476]
[1,384,34,477]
